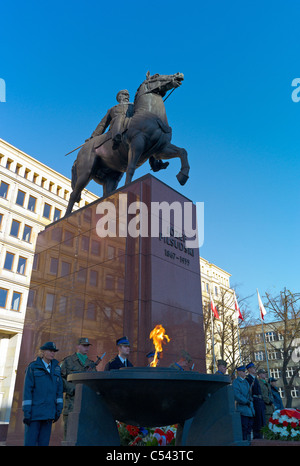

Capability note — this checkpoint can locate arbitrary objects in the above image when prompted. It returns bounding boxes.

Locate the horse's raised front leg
[157,143,190,185]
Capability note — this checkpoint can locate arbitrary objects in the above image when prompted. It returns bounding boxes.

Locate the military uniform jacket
[258,379,274,416]
[60,353,96,415]
[232,377,255,418]
[22,357,63,421]
[246,374,262,398]
[104,355,133,371]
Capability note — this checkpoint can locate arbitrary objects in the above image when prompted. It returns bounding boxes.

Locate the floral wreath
[262,409,300,441]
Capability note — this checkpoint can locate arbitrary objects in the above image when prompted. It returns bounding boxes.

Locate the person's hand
[23,417,31,426]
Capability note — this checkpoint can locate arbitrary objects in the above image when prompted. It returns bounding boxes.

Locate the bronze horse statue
[65,72,190,216]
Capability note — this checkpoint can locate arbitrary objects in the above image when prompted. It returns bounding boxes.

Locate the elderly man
[60,337,96,439]
[232,365,254,441]
[22,341,63,446]
[257,368,274,418]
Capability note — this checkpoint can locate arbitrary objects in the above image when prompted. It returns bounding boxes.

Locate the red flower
[291,422,297,429]
[126,425,139,437]
[131,436,142,446]
[165,430,175,443]
[282,421,288,427]
[273,419,279,425]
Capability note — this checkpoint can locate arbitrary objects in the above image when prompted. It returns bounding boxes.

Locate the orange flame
[149,324,170,367]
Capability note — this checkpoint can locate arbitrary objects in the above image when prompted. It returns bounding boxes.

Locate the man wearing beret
[60,337,96,439]
[22,341,63,446]
[232,365,255,441]
[245,362,266,438]
[104,336,133,370]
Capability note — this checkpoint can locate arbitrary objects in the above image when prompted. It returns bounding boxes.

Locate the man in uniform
[232,364,254,441]
[60,337,97,439]
[88,89,169,171]
[104,336,133,370]
[257,368,274,418]
[89,89,134,148]
[22,341,63,446]
[169,350,193,371]
[245,362,266,439]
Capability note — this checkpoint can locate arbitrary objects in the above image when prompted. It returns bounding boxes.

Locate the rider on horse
[87,89,169,172]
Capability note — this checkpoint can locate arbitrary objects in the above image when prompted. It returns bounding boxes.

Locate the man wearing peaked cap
[257,368,274,418]
[245,362,266,438]
[60,337,97,440]
[146,351,160,367]
[104,336,133,370]
[22,341,63,445]
[232,364,254,441]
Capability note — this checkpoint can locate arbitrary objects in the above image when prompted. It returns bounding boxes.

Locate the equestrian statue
[65,71,190,216]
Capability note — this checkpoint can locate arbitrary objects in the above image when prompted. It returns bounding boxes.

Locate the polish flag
[210,294,219,319]
[234,293,244,321]
[257,289,267,321]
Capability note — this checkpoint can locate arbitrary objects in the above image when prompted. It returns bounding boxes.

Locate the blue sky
[1,1,299,317]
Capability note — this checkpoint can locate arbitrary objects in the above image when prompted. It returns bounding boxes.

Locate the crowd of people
[21,337,284,446]
[215,359,284,442]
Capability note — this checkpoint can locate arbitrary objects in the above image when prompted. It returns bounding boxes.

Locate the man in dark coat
[22,341,63,446]
[105,336,133,370]
[245,362,266,438]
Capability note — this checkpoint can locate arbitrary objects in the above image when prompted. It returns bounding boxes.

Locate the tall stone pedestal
[6,174,206,445]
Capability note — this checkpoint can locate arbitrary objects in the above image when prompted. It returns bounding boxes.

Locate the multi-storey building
[200,257,238,371]
[0,138,97,426]
[240,321,300,409]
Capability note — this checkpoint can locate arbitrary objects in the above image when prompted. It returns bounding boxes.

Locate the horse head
[134,72,184,103]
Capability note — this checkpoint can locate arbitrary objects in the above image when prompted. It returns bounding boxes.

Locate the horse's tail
[71,160,82,203]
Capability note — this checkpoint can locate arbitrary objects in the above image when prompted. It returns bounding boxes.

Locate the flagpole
[210,293,216,373]
[234,292,242,363]
[257,289,270,377]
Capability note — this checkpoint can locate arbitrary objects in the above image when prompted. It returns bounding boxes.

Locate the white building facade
[0,138,97,424]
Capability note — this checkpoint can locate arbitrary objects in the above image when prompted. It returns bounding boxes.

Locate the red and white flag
[234,292,244,321]
[257,289,267,321]
[210,294,219,319]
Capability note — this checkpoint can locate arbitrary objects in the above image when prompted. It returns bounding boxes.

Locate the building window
[22,225,32,242]
[64,230,73,247]
[254,351,264,361]
[61,261,71,277]
[43,203,51,219]
[265,331,277,342]
[45,293,55,311]
[53,208,61,221]
[89,270,98,287]
[58,296,68,314]
[0,289,8,308]
[16,190,26,207]
[10,220,21,237]
[17,257,27,274]
[0,181,9,199]
[27,195,37,212]
[27,289,36,308]
[49,258,58,275]
[81,235,89,251]
[11,292,22,311]
[4,252,14,271]
[0,213,3,229]
[105,274,114,290]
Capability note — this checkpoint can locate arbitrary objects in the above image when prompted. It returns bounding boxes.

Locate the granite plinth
[6,174,206,446]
